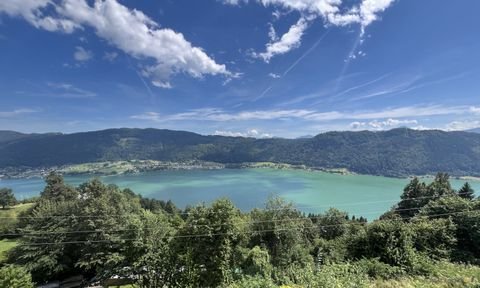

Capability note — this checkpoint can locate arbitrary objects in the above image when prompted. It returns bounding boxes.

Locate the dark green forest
[0,172,479,287]
[2,128,480,177]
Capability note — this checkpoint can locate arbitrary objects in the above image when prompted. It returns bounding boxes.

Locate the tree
[240,246,272,278]
[458,182,475,200]
[249,196,313,270]
[396,177,429,218]
[174,198,247,287]
[10,199,81,282]
[0,265,34,288]
[364,220,416,269]
[0,187,16,209]
[125,211,177,288]
[316,208,349,240]
[40,172,78,202]
[74,179,143,276]
[427,173,455,198]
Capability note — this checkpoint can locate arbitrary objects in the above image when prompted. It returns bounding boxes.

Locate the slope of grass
[0,203,33,233]
[0,239,17,262]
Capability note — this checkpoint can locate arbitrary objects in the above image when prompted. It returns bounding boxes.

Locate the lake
[2,168,479,220]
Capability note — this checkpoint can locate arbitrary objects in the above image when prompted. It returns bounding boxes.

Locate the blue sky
[0,0,479,138]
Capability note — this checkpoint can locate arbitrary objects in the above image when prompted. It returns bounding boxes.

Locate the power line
[11,208,479,246]
[0,203,470,238]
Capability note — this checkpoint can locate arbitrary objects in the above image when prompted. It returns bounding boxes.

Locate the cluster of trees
[3,128,480,177]
[0,172,479,287]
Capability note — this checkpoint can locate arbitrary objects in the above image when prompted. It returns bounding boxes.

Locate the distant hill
[0,131,29,143]
[1,128,480,177]
[467,128,480,134]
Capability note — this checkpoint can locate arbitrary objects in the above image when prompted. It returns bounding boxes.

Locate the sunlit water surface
[2,168,479,220]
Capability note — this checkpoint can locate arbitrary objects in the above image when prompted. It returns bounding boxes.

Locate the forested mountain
[1,128,480,177]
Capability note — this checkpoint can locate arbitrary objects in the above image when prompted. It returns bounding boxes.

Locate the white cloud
[268,23,278,41]
[0,0,80,33]
[268,72,281,78]
[0,0,231,88]
[131,105,476,123]
[359,0,395,31]
[0,108,37,118]
[46,82,96,98]
[350,118,418,130]
[445,120,480,131]
[222,0,395,32]
[103,51,118,62]
[131,111,161,121]
[223,0,395,60]
[254,17,309,62]
[213,129,273,138]
[470,106,480,114]
[74,46,93,61]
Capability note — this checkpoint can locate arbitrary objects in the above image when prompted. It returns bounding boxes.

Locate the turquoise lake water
[2,168,479,220]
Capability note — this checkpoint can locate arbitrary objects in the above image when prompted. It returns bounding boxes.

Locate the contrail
[283,29,331,77]
[334,31,363,93]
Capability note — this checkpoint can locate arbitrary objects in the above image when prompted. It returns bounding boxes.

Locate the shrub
[0,265,34,288]
[354,258,404,279]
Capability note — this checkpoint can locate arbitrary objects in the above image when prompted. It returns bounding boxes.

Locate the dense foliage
[2,128,480,176]
[0,188,16,209]
[0,172,479,287]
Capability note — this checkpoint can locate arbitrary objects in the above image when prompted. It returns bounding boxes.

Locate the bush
[228,275,277,288]
[314,263,369,288]
[354,258,404,279]
[0,265,34,288]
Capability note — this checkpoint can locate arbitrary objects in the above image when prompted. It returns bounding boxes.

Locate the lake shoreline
[1,160,479,182]
[0,160,353,180]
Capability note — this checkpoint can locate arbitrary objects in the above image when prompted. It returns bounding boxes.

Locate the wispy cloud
[350,118,418,130]
[103,51,118,62]
[253,17,309,62]
[46,82,96,98]
[213,129,273,138]
[268,73,281,79]
[131,105,477,123]
[0,108,37,118]
[74,46,93,62]
[223,0,396,61]
[445,120,480,131]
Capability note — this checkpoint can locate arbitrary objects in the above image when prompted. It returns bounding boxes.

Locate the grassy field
[0,203,33,232]
[0,204,32,262]
[0,239,17,262]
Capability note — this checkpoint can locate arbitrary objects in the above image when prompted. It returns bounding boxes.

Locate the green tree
[418,197,480,262]
[174,198,247,287]
[427,172,455,198]
[74,179,142,276]
[396,177,428,218]
[10,199,81,281]
[125,210,177,288]
[0,187,16,209]
[240,246,272,278]
[40,172,78,202]
[0,265,34,288]
[364,220,416,268]
[409,218,457,260]
[316,208,349,240]
[458,182,475,200]
[249,196,313,270]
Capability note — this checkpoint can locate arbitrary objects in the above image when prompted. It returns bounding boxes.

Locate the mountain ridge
[1,127,480,177]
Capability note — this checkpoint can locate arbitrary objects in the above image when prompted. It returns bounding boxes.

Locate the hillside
[467,128,480,133]
[1,128,480,177]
